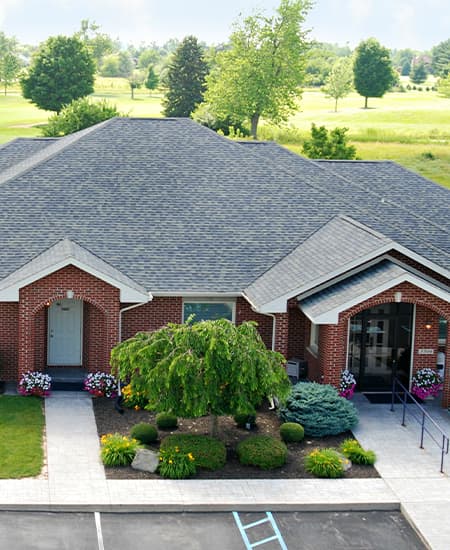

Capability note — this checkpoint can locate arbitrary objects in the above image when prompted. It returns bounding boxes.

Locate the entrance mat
[51,381,84,392]
[363,393,421,404]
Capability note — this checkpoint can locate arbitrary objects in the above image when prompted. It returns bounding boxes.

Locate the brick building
[0,118,448,404]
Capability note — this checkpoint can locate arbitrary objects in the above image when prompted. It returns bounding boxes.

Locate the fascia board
[0,258,150,303]
[302,273,450,325]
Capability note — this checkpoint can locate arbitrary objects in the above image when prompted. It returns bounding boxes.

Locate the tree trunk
[131,87,134,100]
[364,96,368,109]
[250,113,260,140]
[334,98,338,112]
[209,415,219,438]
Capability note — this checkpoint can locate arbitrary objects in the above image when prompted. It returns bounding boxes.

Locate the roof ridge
[0,118,116,187]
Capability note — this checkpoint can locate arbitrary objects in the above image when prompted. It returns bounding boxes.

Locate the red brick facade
[0,262,448,408]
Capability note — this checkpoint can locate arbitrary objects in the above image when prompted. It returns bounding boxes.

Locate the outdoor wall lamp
[425,322,432,330]
[66,290,74,299]
[394,291,402,303]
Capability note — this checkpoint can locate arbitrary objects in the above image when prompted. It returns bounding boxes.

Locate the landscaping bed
[92,398,379,480]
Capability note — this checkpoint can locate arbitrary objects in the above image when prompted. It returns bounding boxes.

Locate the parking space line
[232,511,288,550]
[95,512,105,550]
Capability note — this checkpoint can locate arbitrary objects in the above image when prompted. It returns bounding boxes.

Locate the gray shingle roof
[244,216,393,309]
[299,260,448,323]
[0,137,56,173]
[0,118,449,300]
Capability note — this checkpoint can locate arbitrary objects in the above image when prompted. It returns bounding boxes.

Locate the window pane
[184,302,233,322]
[439,318,448,341]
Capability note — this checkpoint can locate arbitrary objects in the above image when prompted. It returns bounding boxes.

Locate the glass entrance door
[348,303,413,392]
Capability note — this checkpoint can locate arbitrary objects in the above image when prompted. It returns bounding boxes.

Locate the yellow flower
[134,405,140,410]
[169,459,173,464]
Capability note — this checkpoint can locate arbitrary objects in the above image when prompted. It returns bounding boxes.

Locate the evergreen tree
[431,39,450,77]
[353,38,395,108]
[410,61,428,84]
[302,124,356,160]
[163,36,208,117]
[145,65,159,93]
[21,35,95,112]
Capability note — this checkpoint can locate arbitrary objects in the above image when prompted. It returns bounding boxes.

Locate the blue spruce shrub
[279,382,358,437]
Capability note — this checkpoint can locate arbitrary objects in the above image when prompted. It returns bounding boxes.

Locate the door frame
[47,299,83,366]
[348,302,415,392]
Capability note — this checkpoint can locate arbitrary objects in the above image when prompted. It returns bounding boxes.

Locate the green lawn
[1,81,449,188]
[0,396,45,478]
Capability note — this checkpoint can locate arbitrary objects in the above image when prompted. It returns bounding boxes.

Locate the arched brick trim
[319,281,450,407]
[17,265,120,379]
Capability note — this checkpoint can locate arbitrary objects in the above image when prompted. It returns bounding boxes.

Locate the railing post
[441,435,446,473]
[391,377,395,412]
[402,393,407,426]
[420,412,425,449]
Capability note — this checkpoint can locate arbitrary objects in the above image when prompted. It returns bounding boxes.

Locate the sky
[1,0,449,51]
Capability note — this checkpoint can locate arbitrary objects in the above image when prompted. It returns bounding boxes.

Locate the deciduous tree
[0,32,20,95]
[42,97,120,137]
[110,319,290,436]
[205,0,312,139]
[21,35,95,112]
[353,38,395,108]
[410,61,428,84]
[322,57,353,112]
[163,36,208,117]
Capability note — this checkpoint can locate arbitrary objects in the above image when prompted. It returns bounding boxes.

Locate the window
[309,322,320,355]
[183,300,235,323]
[439,317,448,345]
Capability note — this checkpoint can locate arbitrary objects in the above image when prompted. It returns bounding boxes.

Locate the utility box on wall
[286,358,308,381]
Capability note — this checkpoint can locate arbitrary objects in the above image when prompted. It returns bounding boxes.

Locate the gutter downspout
[116,292,153,396]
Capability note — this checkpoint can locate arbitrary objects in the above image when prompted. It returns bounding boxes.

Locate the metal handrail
[391,377,449,473]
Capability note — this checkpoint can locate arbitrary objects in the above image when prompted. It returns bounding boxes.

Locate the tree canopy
[322,57,353,112]
[302,124,357,160]
[163,35,208,117]
[204,0,312,139]
[42,97,120,137]
[353,38,395,108]
[21,35,95,112]
[110,319,290,436]
[410,61,428,84]
[0,32,20,95]
[432,39,450,77]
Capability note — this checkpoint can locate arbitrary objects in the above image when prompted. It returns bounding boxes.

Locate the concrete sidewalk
[0,391,449,549]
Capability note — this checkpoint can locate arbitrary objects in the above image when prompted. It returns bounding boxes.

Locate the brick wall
[17,265,120,379]
[323,282,450,407]
[121,297,183,340]
[235,297,273,349]
[0,303,19,381]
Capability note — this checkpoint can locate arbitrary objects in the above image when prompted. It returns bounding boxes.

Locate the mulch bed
[92,398,379,480]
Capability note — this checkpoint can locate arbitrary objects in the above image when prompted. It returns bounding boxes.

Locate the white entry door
[48,299,83,366]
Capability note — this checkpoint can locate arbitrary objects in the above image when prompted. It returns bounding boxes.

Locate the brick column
[442,323,450,408]
[274,312,289,358]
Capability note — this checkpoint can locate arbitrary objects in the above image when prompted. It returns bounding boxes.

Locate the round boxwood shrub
[279,382,358,437]
[160,434,226,470]
[233,411,257,429]
[130,422,158,444]
[305,448,346,478]
[280,422,304,442]
[237,435,287,470]
[156,412,178,430]
[340,439,376,466]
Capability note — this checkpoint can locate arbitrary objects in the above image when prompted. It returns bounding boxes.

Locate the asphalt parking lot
[0,510,425,550]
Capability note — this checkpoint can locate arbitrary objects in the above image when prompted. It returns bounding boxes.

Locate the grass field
[1,80,449,188]
[0,396,45,478]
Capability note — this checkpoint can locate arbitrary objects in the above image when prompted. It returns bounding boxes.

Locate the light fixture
[394,291,402,303]
[66,290,74,299]
[425,322,432,330]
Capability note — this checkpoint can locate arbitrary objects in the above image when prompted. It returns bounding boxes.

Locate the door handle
[50,330,54,338]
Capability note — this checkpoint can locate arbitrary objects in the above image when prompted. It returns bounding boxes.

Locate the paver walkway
[353,394,450,550]
[1,391,450,549]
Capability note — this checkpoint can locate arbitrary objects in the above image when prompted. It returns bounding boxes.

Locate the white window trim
[182,298,236,323]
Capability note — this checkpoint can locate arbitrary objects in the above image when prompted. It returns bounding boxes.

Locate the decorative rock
[131,448,160,473]
[336,452,352,472]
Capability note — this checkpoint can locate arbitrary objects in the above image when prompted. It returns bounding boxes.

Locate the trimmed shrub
[279,382,358,437]
[237,435,287,470]
[305,448,347,478]
[158,448,196,479]
[280,422,304,442]
[156,412,178,430]
[233,411,257,429]
[130,423,158,444]
[340,439,376,466]
[160,434,226,470]
[100,433,140,466]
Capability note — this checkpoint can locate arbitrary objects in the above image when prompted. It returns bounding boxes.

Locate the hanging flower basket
[411,368,443,400]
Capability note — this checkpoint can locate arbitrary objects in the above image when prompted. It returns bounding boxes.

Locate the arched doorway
[348,302,414,392]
